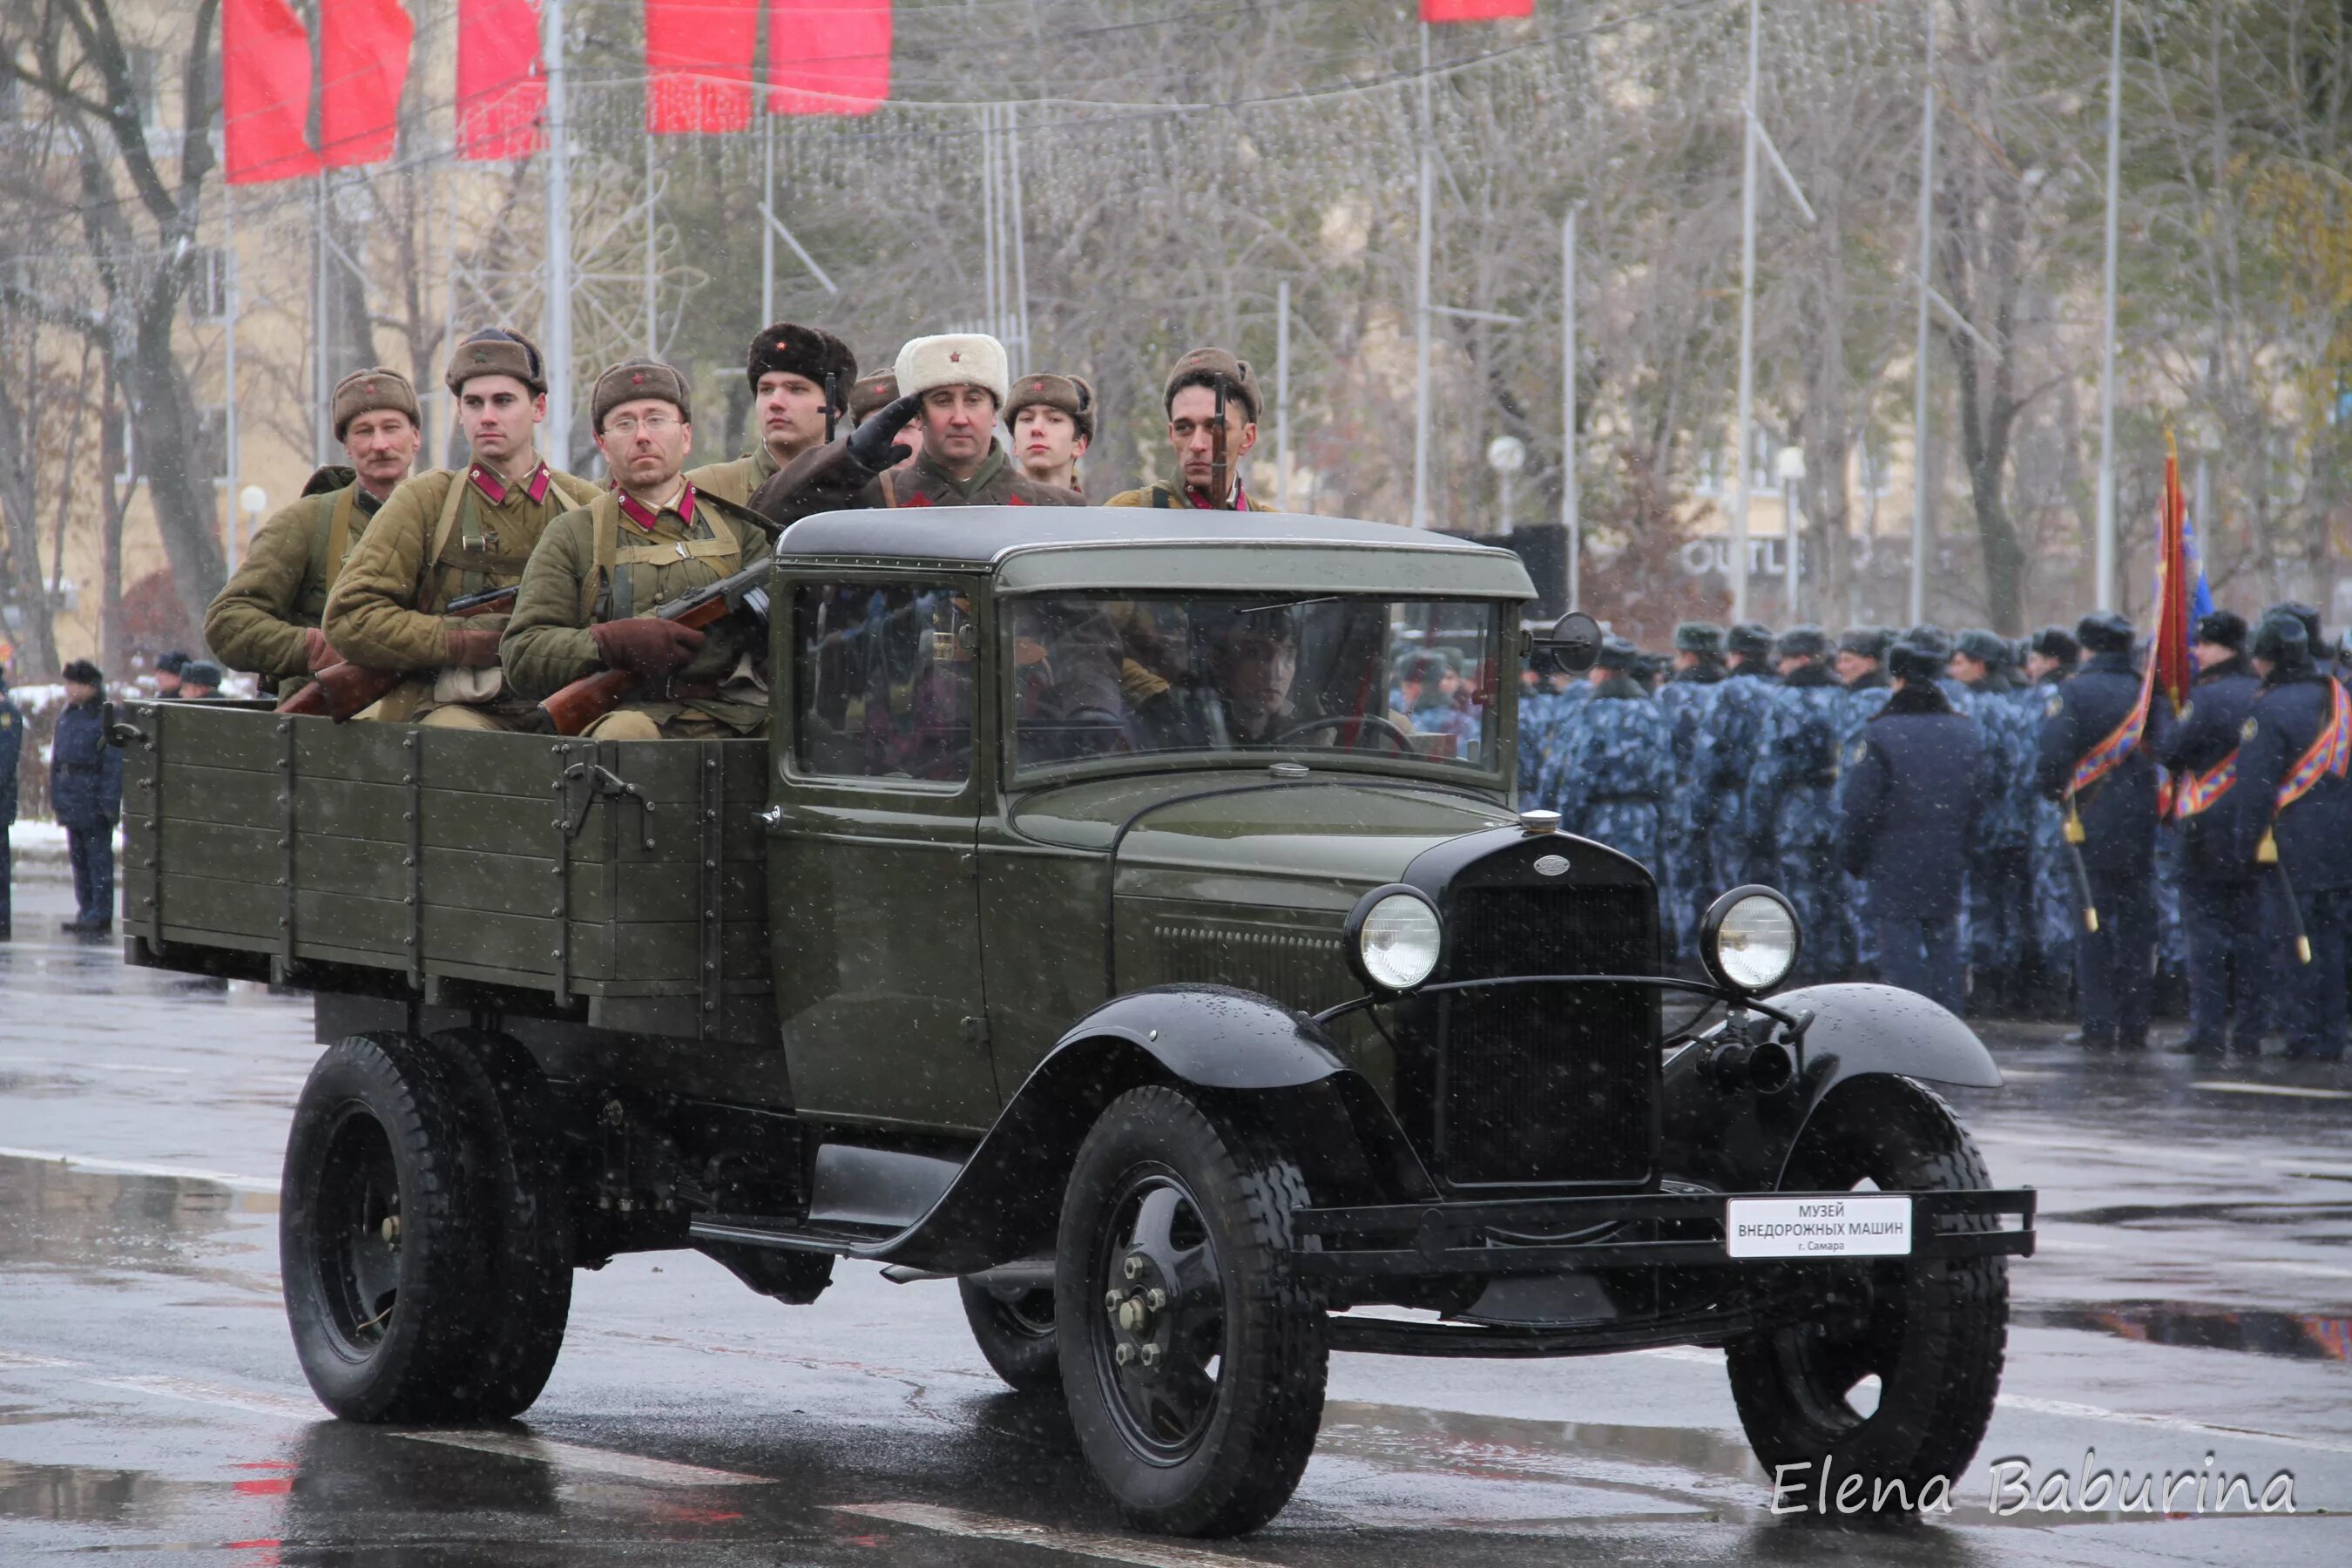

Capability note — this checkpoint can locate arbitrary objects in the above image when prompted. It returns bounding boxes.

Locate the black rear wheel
[1057,1086,1326,1538]
[1725,1078,2009,1510]
[960,1277,1061,1393]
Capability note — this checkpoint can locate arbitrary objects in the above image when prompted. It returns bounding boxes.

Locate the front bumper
[1290,1186,2037,1279]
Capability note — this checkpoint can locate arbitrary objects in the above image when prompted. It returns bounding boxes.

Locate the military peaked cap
[1673,620,1723,654]
[1775,625,1829,660]
[1164,347,1262,422]
[591,359,692,432]
[2076,611,2135,656]
[1004,373,1098,442]
[446,328,545,395]
[1726,621,1774,659]
[747,322,855,408]
[331,366,421,440]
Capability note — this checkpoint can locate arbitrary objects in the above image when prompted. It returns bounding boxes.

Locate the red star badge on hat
[362,381,377,395]
[630,371,645,386]
[949,350,962,362]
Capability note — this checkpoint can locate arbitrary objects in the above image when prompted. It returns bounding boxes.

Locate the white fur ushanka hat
[893,333,1010,406]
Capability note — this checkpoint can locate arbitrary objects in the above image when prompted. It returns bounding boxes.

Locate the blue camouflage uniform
[2023,628,2084,1010]
[1747,630,1847,983]
[1840,652,1985,1013]
[1517,669,1558,801]
[1655,623,1727,960]
[1954,631,2037,1011]
[1835,629,1896,977]
[2233,614,2352,1059]
[1537,645,1671,871]
[1695,623,1778,890]
[2035,615,2162,1049]
[2158,627,2270,1055]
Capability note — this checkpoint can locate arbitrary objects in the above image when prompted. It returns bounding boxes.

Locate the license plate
[1726,1195,1913,1259]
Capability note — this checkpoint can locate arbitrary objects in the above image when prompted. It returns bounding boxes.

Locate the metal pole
[760,115,775,325]
[1007,102,1030,377]
[223,193,240,572]
[2093,0,2123,611]
[644,132,658,356]
[1910,2,1936,626]
[314,172,329,464]
[1730,0,1760,621]
[1563,204,1580,610]
[1786,474,1802,622]
[979,105,998,341]
[1411,24,1434,530]
[544,0,573,470]
[1275,278,1292,511]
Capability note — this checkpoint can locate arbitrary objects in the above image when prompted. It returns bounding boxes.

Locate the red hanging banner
[320,0,416,167]
[457,0,546,160]
[768,0,893,116]
[1420,0,1534,22]
[223,0,321,184]
[2153,430,2193,713]
[646,0,760,133]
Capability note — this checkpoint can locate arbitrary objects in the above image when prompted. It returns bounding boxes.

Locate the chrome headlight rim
[1342,883,1445,996]
[1700,884,1801,997]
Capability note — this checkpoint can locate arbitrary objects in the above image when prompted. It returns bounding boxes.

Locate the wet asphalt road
[4,868,2352,1565]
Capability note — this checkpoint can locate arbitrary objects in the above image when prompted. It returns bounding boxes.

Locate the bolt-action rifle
[275,583,517,722]
[1209,380,1231,510]
[527,561,774,737]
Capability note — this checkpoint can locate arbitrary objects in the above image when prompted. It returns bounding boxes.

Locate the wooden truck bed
[115,700,774,1044]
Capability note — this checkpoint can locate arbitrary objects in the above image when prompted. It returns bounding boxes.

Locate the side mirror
[1538,611,1603,674]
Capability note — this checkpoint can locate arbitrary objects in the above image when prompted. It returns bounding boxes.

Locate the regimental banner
[223,0,321,183]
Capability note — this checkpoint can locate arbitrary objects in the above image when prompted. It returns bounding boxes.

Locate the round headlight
[1702,886,1801,994]
[1344,885,1443,994]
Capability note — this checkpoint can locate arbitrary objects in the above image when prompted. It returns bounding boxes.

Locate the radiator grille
[1435,883,1656,1186]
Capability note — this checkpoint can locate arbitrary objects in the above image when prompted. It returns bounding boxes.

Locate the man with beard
[688,322,855,509]
[206,368,422,693]
[752,334,1079,522]
[2159,611,2270,1056]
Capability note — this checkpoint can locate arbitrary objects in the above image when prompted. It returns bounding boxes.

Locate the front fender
[869,985,1432,1274]
[1662,982,2003,1193]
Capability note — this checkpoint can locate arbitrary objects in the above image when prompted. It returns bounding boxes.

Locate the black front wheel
[1725,1078,2010,1510]
[1056,1086,1326,1538]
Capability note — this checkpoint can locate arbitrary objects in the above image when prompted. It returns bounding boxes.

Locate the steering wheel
[1267,713,1417,754]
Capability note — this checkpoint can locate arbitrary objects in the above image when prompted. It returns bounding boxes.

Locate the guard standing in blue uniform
[1835,628,1894,977]
[2235,612,2352,1060]
[1698,621,1777,889]
[1748,626,1847,982]
[2159,611,2270,1056]
[2022,625,2082,1014]
[51,659,123,936]
[1537,635,1671,870]
[1840,639,1984,1012]
[0,661,20,942]
[2036,612,2161,1050]
[1953,629,2036,1011]
[1517,648,1560,801]
[1657,622,1727,959]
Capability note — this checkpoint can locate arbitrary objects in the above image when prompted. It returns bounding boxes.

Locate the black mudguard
[1662,981,2004,1193]
[866,985,1431,1276]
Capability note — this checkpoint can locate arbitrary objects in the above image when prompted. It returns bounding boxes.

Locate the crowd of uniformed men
[180,314,2350,1056]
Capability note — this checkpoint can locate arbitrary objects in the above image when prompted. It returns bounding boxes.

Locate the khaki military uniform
[1103,480,1261,511]
[685,443,787,511]
[205,474,383,686]
[501,484,774,740]
[750,438,1079,527]
[324,458,600,726]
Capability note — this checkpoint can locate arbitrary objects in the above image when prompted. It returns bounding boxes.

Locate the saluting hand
[846,392,924,472]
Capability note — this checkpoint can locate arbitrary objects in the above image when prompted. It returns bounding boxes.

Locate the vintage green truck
[117,508,2033,1537]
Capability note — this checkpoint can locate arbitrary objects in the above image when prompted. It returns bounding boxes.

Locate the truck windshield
[1008,593,1503,777]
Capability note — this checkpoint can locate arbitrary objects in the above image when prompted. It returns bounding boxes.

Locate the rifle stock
[532,577,757,737]
[273,584,519,723]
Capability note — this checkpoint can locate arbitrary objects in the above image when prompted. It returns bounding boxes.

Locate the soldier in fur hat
[688,322,856,510]
[750,333,1080,524]
[1005,373,1095,493]
[1106,348,1264,510]
[205,367,422,693]
[324,328,602,727]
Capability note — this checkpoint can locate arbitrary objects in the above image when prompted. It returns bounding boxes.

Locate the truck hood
[1012,772,1514,917]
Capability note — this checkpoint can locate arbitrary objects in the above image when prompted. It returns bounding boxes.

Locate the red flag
[320,0,415,167]
[2153,430,2193,713]
[1420,0,1534,21]
[457,0,545,160]
[647,1,760,133]
[223,0,320,184]
[768,0,892,116]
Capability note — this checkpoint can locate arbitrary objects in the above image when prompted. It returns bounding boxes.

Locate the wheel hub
[1092,1173,1227,1460]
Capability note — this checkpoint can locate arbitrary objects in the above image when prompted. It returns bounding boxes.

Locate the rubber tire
[959,1277,1062,1394]
[1056,1086,1328,1538]
[427,1029,573,1417]
[281,1031,509,1422]
[1725,1077,2010,1507]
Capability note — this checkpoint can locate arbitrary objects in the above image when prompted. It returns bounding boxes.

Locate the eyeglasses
[605,413,680,437]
